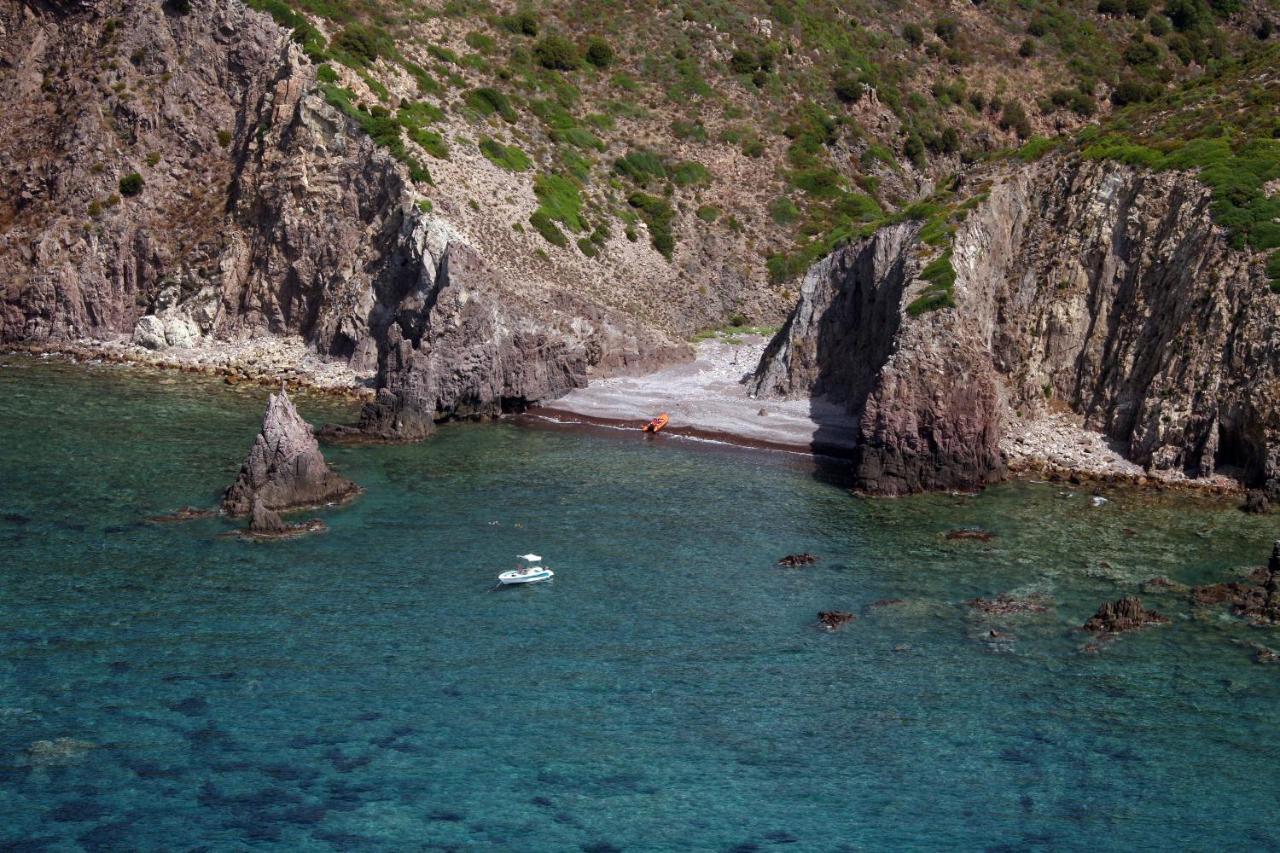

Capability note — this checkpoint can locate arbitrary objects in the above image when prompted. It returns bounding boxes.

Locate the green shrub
[1127,0,1153,16]
[584,37,615,68]
[217,129,232,147]
[1150,14,1172,34]
[696,205,720,222]
[466,87,517,122]
[902,23,924,46]
[465,31,495,53]
[1018,38,1037,57]
[1267,250,1280,285]
[628,191,676,259]
[409,129,448,159]
[670,161,710,186]
[999,100,1033,138]
[614,150,667,184]
[398,101,445,128]
[1097,0,1125,14]
[499,10,539,36]
[934,18,959,44]
[1164,0,1205,31]
[1124,38,1162,65]
[145,152,161,166]
[906,251,957,316]
[672,119,707,141]
[534,34,581,70]
[577,237,598,257]
[529,211,567,247]
[534,173,585,232]
[334,24,391,66]
[118,172,144,196]
[316,64,339,84]
[770,195,800,224]
[479,137,530,171]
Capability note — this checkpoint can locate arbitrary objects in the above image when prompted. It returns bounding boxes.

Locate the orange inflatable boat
[643,413,669,433]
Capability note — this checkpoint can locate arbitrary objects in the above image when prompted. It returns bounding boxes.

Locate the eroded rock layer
[753,157,1280,495]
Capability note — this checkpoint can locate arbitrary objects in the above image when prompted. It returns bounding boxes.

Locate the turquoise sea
[1,355,1278,851]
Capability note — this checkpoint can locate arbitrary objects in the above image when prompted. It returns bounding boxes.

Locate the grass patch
[628,191,676,259]
[479,137,530,171]
[906,250,957,316]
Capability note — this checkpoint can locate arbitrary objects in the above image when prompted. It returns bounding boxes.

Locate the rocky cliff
[752,155,1280,495]
[0,0,681,432]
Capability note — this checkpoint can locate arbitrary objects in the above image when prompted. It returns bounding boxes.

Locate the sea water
[1,355,1278,851]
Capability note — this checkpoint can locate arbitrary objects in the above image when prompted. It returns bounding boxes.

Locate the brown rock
[146,506,217,523]
[1242,489,1270,514]
[818,611,855,630]
[1081,597,1168,634]
[221,389,359,517]
[777,553,819,566]
[946,528,995,542]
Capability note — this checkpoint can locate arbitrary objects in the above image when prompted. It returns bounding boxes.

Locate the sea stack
[221,389,359,517]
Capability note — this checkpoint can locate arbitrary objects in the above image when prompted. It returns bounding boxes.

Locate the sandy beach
[528,334,861,456]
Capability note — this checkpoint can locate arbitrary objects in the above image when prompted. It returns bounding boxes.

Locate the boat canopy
[518,553,542,562]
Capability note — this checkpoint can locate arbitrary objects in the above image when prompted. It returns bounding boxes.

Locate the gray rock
[222,389,358,516]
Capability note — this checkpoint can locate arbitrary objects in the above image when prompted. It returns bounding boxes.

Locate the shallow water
[1,355,1278,851]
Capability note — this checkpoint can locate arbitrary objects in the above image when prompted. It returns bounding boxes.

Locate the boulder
[1242,489,1270,514]
[818,611,855,630]
[221,389,359,517]
[1081,596,1168,633]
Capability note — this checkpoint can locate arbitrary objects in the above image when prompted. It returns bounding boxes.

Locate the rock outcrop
[752,156,1280,495]
[818,611,855,630]
[242,494,325,539]
[222,389,358,516]
[1081,596,1168,633]
[1194,540,1280,624]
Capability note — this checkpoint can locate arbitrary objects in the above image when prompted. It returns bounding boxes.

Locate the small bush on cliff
[906,251,957,316]
[584,37,615,68]
[529,211,568,247]
[466,87,517,123]
[534,35,581,70]
[479,137,530,171]
[118,173,144,197]
[628,192,675,259]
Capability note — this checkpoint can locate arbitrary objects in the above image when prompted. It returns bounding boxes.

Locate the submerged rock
[777,553,818,566]
[968,594,1050,615]
[221,389,359,517]
[1081,597,1168,634]
[818,611,855,630]
[946,528,996,542]
[146,506,217,523]
[1139,576,1189,595]
[1191,542,1280,624]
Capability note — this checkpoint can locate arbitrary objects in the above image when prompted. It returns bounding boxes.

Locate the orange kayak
[643,413,669,433]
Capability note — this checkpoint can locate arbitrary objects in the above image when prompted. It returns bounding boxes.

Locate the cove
[1,356,1278,851]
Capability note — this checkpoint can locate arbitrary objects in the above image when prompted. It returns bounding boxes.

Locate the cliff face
[0,0,680,430]
[753,156,1280,495]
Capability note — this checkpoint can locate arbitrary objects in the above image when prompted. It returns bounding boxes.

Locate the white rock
[133,315,167,350]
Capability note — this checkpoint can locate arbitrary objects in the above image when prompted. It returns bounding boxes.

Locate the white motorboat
[498,554,554,585]
[498,565,555,585]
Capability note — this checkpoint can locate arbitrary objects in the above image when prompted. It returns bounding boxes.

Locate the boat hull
[498,569,554,585]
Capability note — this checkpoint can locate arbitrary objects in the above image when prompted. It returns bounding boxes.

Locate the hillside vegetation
[241,0,1278,325]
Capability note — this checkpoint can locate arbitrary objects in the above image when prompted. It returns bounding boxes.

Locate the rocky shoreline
[2,341,1254,500]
